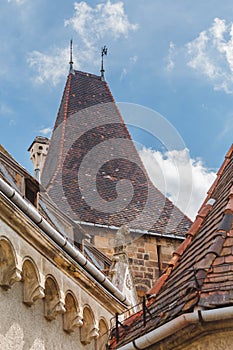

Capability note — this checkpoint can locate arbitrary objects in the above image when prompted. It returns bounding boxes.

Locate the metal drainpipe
[117,306,233,350]
[0,177,131,307]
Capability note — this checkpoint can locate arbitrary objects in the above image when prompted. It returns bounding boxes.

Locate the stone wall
[126,235,181,296]
[92,228,182,297]
[146,318,233,350]
[183,332,233,350]
[169,326,233,350]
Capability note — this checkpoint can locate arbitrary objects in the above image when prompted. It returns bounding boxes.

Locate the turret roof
[41,70,191,236]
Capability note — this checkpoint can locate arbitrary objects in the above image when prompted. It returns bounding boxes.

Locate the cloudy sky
[1,0,233,219]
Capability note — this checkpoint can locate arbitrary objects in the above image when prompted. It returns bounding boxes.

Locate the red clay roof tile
[109,144,233,349]
[42,70,191,235]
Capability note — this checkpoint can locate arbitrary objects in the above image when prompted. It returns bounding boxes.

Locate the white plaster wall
[0,282,93,350]
[0,219,113,350]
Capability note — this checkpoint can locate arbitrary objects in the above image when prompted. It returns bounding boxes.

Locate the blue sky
[1,0,233,218]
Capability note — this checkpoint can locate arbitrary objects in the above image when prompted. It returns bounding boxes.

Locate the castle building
[0,58,192,349]
[0,144,132,350]
[40,66,191,296]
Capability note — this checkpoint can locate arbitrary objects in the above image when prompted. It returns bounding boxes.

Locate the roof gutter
[117,306,233,349]
[75,220,184,241]
[0,177,131,307]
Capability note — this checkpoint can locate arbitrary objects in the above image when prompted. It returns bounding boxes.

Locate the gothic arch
[96,318,109,350]
[0,237,21,289]
[63,291,83,333]
[21,258,44,306]
[44,275,65,321]
[80,305,99,345]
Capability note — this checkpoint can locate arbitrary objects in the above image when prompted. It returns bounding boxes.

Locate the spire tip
[100,46,107,81]
[69,39,75,75]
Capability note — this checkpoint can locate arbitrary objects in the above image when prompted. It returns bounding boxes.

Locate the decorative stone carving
[126,273,133,290]
[97,319,109,350]
[83,326,99,345]
[114,225,129,253]
[80,307,99,345]
[109,225,138,308]
[0,239,21,289]
[109,225,130,280]
[63,292,83,333]
[22,260,44,306]
[44,276,66,321]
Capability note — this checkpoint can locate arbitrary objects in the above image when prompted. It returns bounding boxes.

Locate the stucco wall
[1,283,86,350]
[0,218,115,350]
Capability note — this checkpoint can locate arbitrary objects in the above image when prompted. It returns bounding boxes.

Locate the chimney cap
[28,136,50,152]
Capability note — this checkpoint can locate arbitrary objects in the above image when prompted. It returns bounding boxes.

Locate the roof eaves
[204,144,233,202]
[186,184,233,300]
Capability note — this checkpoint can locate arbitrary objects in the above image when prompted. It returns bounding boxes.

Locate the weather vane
[69,39,75,74]
[100,46,108,81]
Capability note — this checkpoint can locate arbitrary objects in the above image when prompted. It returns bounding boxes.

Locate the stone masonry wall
[126,235,181,297]
[93,229,182,298]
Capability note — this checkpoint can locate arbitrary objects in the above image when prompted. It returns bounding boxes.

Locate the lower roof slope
[41,70,191,236]
[110,144,233,348]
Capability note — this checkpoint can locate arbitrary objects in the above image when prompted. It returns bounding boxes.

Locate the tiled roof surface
[110,144,233,348]
[41,70,191,235]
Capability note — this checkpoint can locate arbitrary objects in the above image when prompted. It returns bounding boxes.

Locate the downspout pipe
[0,178,131,307]
[117,306,233,350]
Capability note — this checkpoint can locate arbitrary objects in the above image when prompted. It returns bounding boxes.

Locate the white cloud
[166,41,175,72]
[28,1,138,85]
[38,127,52,136]
[139,147,216,220]
[27,44,98,86]
[27,47,71,86]
[7,0,26,4]
[187,17,233,93]
[65,1,138,45]
[120,55,138,80]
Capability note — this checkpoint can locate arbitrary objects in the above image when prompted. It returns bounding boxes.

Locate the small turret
[28,136,50,183]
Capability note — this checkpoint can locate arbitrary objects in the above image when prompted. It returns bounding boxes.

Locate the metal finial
[69,39,75,75]
[100,46,107,81]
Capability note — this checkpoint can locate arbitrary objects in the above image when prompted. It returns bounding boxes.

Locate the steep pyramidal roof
[111,144,233,348]
[41,70,191,235]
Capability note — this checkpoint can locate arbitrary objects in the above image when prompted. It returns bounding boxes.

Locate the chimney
[28,136,50,183]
